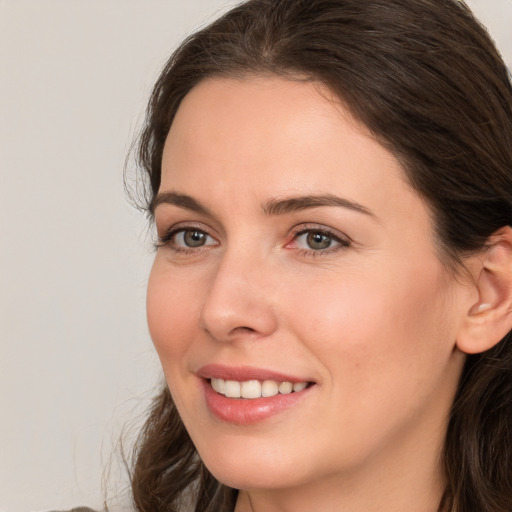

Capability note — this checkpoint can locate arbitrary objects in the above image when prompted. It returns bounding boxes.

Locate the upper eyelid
[157,221,215,236]
[290,224,351,242]
[163,225,214,237]
[155,216,224,239]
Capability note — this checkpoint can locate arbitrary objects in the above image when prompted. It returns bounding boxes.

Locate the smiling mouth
[209,378,312,399]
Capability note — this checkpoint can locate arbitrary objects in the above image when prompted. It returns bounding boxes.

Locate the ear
[456,226,512,355]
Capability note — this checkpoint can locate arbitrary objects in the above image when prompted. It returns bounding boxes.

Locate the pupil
[184,230,205,247]
[307,232,331,250]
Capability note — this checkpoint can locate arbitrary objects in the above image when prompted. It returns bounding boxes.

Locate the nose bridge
[200,242,278,341]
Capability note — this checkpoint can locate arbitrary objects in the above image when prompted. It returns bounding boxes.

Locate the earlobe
[456,226,512,355]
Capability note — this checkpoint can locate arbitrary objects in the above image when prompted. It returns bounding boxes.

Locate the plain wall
[1,1,511,511]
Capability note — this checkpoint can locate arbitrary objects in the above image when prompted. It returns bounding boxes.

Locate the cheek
[287,258,454,384]
[282,261,459,457]
[146,261,207,420]
[146,261,200,366]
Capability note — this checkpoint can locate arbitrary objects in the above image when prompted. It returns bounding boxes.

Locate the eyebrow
[150,191,213,216]
[263,194,375,217]
[151,191,374,218]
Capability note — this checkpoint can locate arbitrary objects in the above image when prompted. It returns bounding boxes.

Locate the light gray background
[1,1,511,511]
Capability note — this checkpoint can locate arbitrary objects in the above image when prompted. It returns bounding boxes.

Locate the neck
[236,465,445,512]
[234,421,448,512]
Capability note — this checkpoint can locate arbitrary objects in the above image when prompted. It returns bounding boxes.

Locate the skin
[147,76,476,512]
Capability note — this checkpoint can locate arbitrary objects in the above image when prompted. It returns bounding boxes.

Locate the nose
[199,248,279,343]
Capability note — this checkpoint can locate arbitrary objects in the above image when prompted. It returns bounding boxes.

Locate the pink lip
[197,364,310,383]
[196,364,315,425]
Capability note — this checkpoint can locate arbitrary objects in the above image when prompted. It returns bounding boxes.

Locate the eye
[176,229,213,248]
[287,226,350,255]
[298,231,335,250]
[158,226,218,251]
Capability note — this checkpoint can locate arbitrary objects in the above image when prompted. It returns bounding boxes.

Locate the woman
[129,0,512,511]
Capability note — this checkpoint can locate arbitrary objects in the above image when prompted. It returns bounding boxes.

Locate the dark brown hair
[130,1,512,510]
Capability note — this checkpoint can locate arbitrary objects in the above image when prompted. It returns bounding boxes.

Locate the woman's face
[147,77,471,493]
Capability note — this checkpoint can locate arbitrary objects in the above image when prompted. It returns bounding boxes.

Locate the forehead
[161,76,409,199]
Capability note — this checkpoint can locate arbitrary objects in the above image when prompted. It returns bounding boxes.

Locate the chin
[196,440,316,491]
[207,463,302,491]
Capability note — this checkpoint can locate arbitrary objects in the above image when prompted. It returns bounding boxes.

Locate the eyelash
[156,224,216,254]
[156,224,351,257]
[288,225,350,257]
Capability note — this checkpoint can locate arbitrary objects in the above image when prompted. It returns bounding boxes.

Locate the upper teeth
[210,378,308,399]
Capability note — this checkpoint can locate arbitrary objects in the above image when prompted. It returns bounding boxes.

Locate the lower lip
[201,379,314,425]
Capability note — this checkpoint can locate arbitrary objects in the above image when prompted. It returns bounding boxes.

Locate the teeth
[262,380,279,397]
[293,382,307,392]
[210,378,309,399]
[278,381,293,394]
[241,380,261,399]
[211,378,225,394]
[224,380,241,398]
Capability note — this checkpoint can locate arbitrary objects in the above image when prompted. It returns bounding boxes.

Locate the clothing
[50,508,96,512]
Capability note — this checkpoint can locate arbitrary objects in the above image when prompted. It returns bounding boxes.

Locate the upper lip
[196,364,313,383]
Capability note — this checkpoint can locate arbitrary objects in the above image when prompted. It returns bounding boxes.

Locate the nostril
[231,326,257,334]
